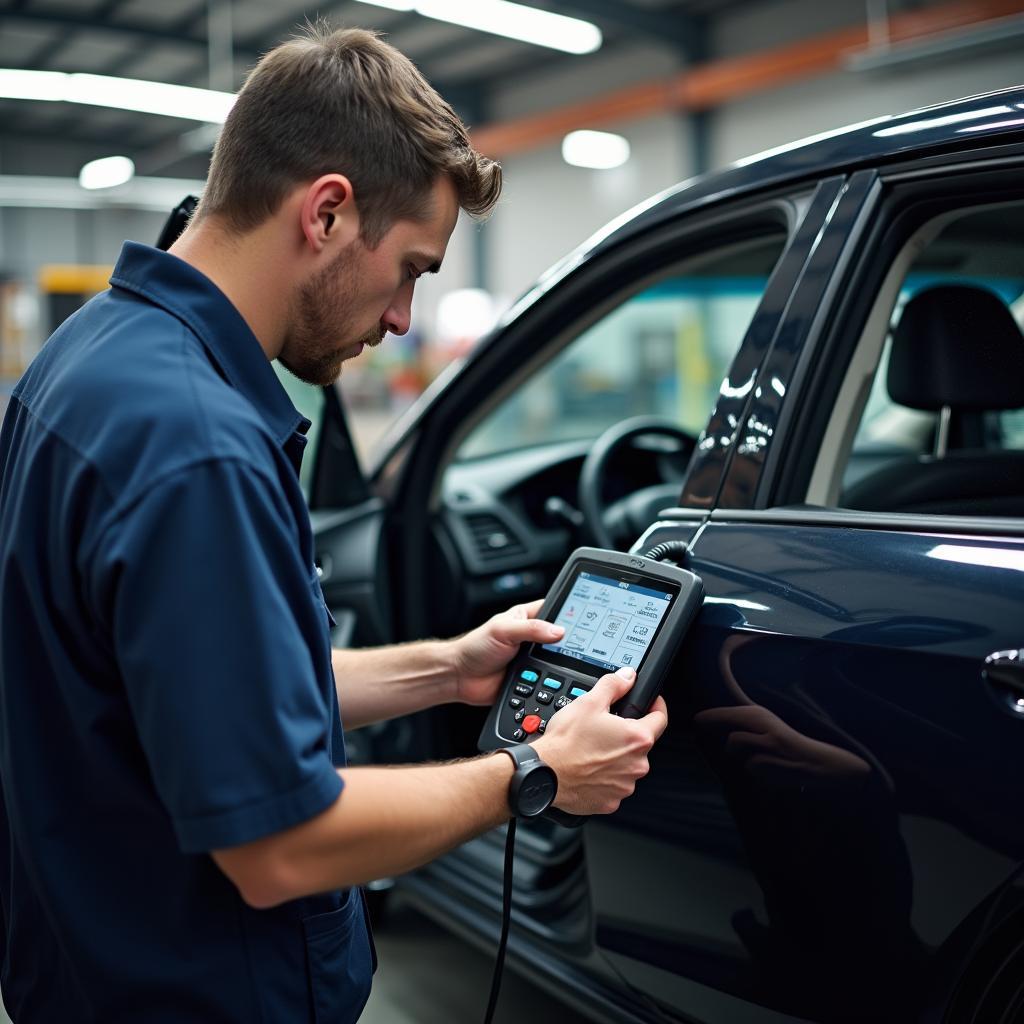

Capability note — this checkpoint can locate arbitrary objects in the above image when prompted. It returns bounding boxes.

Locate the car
[275,85,1024,1023]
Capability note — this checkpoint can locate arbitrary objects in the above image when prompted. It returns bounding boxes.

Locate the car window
[272,363,325,500]
[812,200,1024,515]
[455,235,787,461]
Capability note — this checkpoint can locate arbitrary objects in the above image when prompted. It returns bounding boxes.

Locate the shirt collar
[109,241,310,447]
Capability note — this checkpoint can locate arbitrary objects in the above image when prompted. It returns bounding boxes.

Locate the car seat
[842,284,1024,516]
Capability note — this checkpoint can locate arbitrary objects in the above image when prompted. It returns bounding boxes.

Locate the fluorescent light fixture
[0,68,67,101]
[562,129,630,169]
[72,73,235,122]
[0,68,235,123]
[79,156,135,190]
[357,0,601,54]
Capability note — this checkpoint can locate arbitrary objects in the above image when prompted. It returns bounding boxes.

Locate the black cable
[483,817,517,1024]
[643,540,690,565]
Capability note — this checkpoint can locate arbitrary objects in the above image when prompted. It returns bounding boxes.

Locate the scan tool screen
[540,567,677,675]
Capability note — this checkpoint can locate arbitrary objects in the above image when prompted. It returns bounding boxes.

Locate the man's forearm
[213,754,514,908]
[331,641,457,729]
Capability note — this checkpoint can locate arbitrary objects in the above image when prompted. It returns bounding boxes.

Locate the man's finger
[582,667,635,709]
[521,599,544,619]
[492,616,563,645]
[637,695,668,743]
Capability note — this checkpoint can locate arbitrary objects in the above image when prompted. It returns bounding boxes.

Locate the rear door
[677,148,1024,1024]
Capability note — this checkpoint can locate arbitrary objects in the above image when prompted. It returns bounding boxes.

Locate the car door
[372,181,870,1022]
[637,149,1024,1024]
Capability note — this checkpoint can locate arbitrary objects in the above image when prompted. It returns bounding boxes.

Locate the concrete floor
[363,897,594,1024]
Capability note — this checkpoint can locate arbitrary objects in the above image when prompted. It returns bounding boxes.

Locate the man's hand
[450,599,564,706]
[533,667,668,815]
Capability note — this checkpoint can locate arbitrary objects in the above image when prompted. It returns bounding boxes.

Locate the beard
[278,241,385,387]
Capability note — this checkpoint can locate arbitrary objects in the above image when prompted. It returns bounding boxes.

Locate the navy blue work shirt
[0,242,374,1022]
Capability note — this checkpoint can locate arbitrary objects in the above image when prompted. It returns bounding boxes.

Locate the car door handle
[983,649,1024,714]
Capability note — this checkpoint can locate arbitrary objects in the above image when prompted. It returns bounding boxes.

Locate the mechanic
[0,24,668,1024]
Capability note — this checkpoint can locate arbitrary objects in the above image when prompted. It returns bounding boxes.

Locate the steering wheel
[578,417,696,550]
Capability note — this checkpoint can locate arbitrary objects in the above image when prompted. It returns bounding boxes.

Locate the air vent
[463,513,526,561]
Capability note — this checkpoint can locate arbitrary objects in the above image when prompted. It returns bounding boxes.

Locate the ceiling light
[0,68,67,101]
[357,0,602,54]
[561,130,630,169]
[79,156,135,190]
[71,74,235,122]
[0,68,235,123]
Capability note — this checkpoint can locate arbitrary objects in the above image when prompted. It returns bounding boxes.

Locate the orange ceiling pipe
[471,0,1024,158]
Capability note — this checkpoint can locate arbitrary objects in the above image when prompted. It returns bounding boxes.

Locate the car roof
[591,83,1024,256]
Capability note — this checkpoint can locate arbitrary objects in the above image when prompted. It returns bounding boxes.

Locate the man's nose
[382,293,412,337]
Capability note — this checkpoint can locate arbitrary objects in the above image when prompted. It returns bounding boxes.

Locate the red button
[522,714,542,734]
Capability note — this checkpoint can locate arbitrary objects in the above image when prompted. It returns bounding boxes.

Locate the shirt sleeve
[88,456,343,853]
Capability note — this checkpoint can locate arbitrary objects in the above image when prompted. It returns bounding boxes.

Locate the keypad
[501,663,599,742]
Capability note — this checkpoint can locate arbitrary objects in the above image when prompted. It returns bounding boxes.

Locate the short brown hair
[195,24,501,244]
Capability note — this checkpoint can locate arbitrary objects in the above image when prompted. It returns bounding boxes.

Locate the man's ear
[299,174,360,253]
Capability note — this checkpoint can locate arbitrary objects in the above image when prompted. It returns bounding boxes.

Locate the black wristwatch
[498,743,558,818]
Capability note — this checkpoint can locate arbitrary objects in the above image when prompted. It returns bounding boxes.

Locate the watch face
[517,766,557,817]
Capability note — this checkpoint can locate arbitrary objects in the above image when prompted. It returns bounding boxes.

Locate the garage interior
[1,0,1022,1021]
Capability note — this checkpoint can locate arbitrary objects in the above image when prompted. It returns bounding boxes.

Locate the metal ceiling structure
[0,0,742,177]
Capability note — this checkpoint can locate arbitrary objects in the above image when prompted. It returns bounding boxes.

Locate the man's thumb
[586,667,636,708]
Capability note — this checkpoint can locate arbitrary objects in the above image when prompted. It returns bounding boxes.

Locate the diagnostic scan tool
[479,547,704,754]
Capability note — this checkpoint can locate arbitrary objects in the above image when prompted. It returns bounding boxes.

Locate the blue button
[570,686,588,698]
[520,669,539,683]
[542,678,562,691]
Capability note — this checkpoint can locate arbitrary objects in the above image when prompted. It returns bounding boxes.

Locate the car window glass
[455,235,787,461]
[826,202,1024,515]
[272,363,324,500]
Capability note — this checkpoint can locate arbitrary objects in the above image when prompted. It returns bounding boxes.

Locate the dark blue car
[299,85,1024,1023]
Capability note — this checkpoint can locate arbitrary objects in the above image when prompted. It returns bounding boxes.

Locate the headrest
[888,284,1024,412]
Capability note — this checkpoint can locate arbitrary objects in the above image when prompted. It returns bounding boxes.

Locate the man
[0,25,667,1023]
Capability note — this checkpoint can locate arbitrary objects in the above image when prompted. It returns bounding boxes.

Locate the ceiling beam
[559,0,702,56]
[0,7,250,58]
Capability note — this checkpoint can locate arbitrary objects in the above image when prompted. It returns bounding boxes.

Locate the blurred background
[0,0,1022,463]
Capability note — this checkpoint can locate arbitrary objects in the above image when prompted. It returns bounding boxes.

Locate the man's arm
[330,640,455,730]
[212,669,667,908]
[332,601,564,729]
[213,753,514,908]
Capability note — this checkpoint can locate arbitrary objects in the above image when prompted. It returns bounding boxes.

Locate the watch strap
[498,743,542,771]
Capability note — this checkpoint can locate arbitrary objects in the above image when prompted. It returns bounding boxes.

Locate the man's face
[279,176,459,387]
